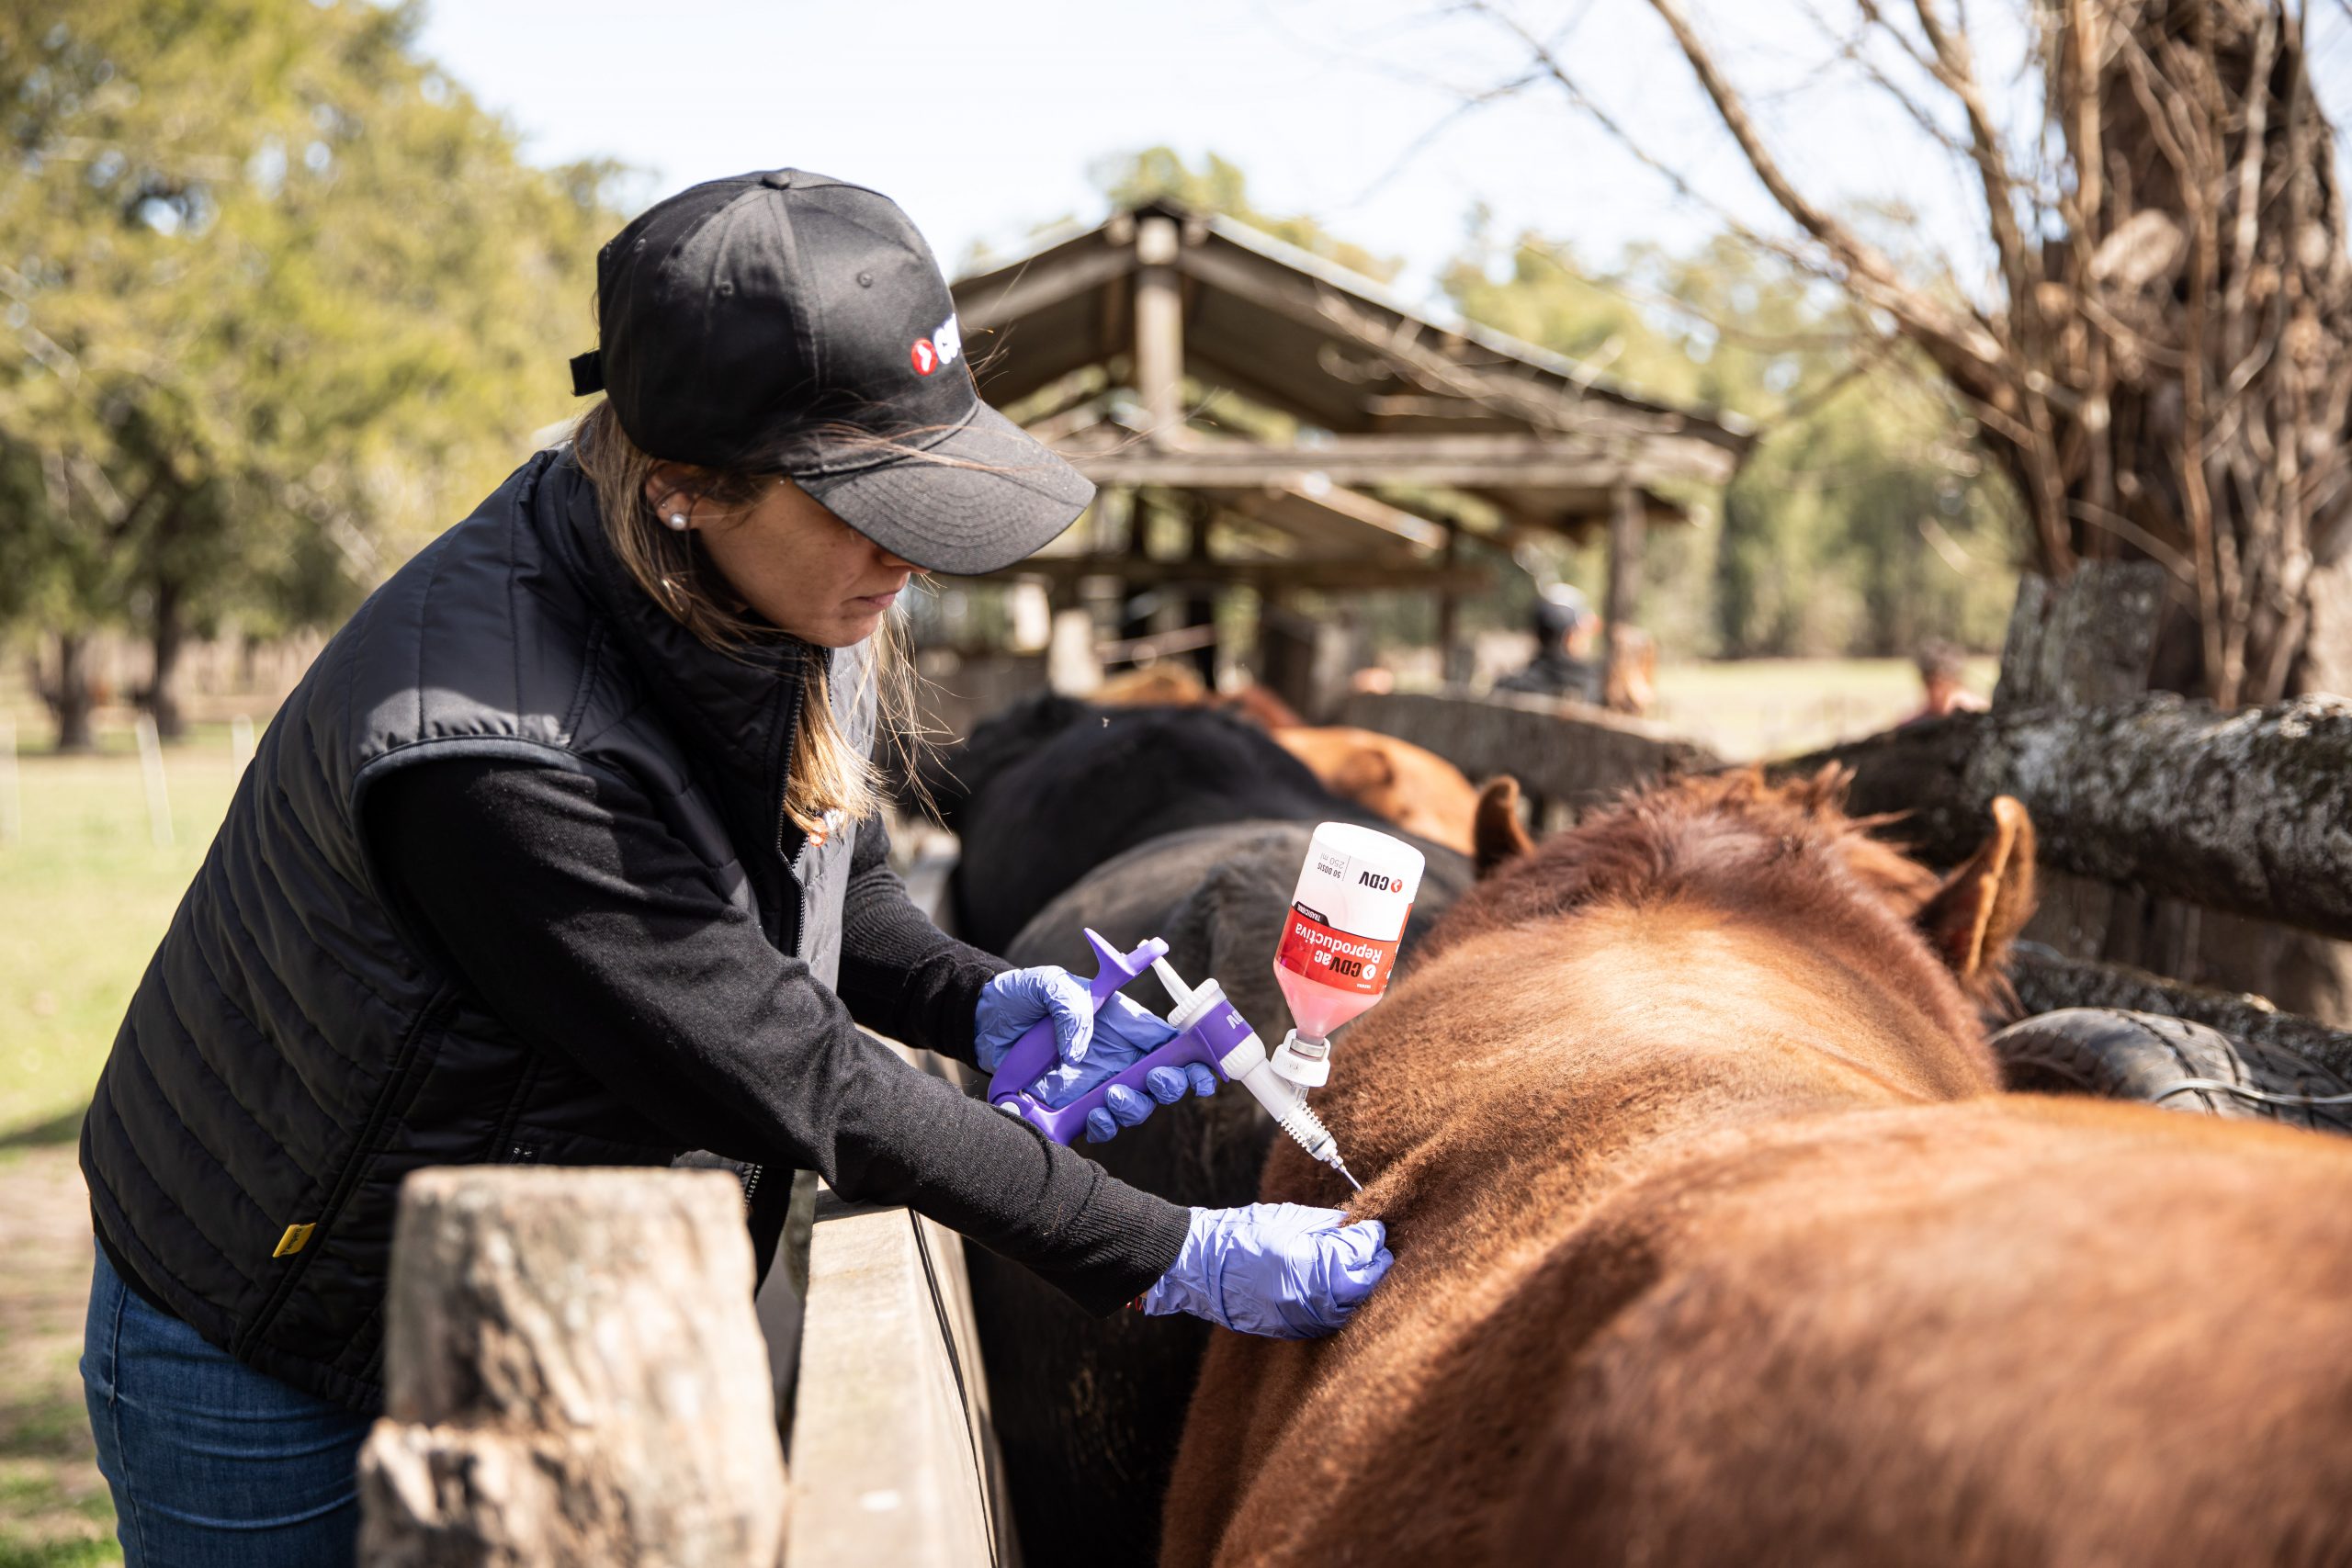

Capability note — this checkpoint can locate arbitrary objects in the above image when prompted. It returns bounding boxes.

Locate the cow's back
[1502,1096,2352,1567]
[1163,893,2352,1567]
[1170,1090,2352,1568]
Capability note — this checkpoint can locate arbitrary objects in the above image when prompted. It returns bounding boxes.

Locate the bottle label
[1275,901,1407,994]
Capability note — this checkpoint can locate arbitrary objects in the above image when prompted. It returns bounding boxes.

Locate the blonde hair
[571,400,927,840]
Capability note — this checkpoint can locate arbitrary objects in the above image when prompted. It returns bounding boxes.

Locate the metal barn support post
[357,1168,788,1568]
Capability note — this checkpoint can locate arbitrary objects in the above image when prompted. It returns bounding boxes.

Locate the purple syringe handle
[984,928,1237,1145]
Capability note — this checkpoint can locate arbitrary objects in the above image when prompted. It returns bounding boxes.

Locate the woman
[77,169,1391,1566]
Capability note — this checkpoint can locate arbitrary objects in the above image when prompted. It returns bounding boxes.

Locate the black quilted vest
[80,447,872,1412]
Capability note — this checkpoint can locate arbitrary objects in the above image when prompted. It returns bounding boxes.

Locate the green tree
[0,1,613,746]
[1445,225,2018,660]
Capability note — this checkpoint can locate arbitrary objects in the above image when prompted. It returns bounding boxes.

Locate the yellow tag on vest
[272,1223,315,1258]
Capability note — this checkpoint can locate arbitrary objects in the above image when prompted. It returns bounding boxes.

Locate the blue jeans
[81,1245,372,1568]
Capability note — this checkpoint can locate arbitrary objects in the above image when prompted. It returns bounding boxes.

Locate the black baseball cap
[570,169,1093,575]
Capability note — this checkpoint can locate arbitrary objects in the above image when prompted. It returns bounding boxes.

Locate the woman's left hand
[973,966,1219,1143]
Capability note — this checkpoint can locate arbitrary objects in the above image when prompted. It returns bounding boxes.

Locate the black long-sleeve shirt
[363,759,1189,1314]
[102,756,1186,1322]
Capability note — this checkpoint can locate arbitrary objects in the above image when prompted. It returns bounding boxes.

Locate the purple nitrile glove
[972,966,1218,1143]
[1137,1203,1393,1338]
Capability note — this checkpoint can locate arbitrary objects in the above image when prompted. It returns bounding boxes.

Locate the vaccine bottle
[1269,821,1425,1086]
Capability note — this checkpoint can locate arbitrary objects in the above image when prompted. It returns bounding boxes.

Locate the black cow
[920,694,1378,952]
[967,819,1475,1568]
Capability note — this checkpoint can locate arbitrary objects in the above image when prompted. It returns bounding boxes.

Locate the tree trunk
[357,1168,787,1568]
[1992,564,2165,710]
[2018,3,2350,707]
[147,573,186,743]
[1879,2,2352,708]
[1635,0,2352,707]
[45,632,96,753]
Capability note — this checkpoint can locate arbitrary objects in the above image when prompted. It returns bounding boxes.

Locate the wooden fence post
[358,1168,787,1568]
[134,712,172,848]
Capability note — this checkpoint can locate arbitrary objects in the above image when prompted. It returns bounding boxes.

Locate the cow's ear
[1474,777,1533,877]
[1332,743,1396,799]
[1917,795,2036,982]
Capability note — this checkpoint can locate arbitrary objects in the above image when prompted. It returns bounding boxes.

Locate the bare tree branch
[1903,0,2033,320]
[1636,0,2020,396]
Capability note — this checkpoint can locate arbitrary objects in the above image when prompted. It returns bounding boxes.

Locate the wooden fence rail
[1332,688,1717,812]
[1333,675,2352,1059]
[1779,694,2352,943]
[786,1190,1015,1567]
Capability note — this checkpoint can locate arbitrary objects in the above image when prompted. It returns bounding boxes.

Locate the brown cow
[1164,771,2352,1567]
[1268,727,1477,856]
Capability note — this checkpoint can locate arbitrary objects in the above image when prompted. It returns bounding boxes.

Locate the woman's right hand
[1136,1203,1392,1338]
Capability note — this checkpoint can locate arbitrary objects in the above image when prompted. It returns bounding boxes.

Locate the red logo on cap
[910,339,938,376]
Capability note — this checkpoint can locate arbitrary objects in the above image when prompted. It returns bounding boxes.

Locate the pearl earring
[665,513,689,532]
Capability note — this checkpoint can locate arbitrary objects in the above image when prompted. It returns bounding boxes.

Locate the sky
[414,0,2352,311]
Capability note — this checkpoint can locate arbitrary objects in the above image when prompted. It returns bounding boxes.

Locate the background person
[75,170,1390,1568]
[1903,638,1991,724]
[1495,584,1605,705]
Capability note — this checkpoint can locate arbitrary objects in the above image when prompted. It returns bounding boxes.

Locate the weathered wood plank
[1333,688,1718,810]
[1783,694,2352,942]
[786,1190,1011,1568]
[1064,444,1719,491]
[978,555,1492,593]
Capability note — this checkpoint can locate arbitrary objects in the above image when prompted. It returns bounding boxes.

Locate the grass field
[1648,654,1996,761]
[2,728,244,1137]
[0,655,1986,1561]
[1,720,245,1568]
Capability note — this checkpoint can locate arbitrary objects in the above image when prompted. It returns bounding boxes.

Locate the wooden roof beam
[976,556,1493,592]
[1211,480,1447,556]
[956,239,1134,335]
[1174,242,1737,458]
[1062,435,1726,492]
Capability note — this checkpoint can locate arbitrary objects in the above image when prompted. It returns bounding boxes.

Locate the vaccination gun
[982,823,1427,1191]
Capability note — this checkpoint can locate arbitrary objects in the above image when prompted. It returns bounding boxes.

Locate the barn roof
[949,197,1750,579]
